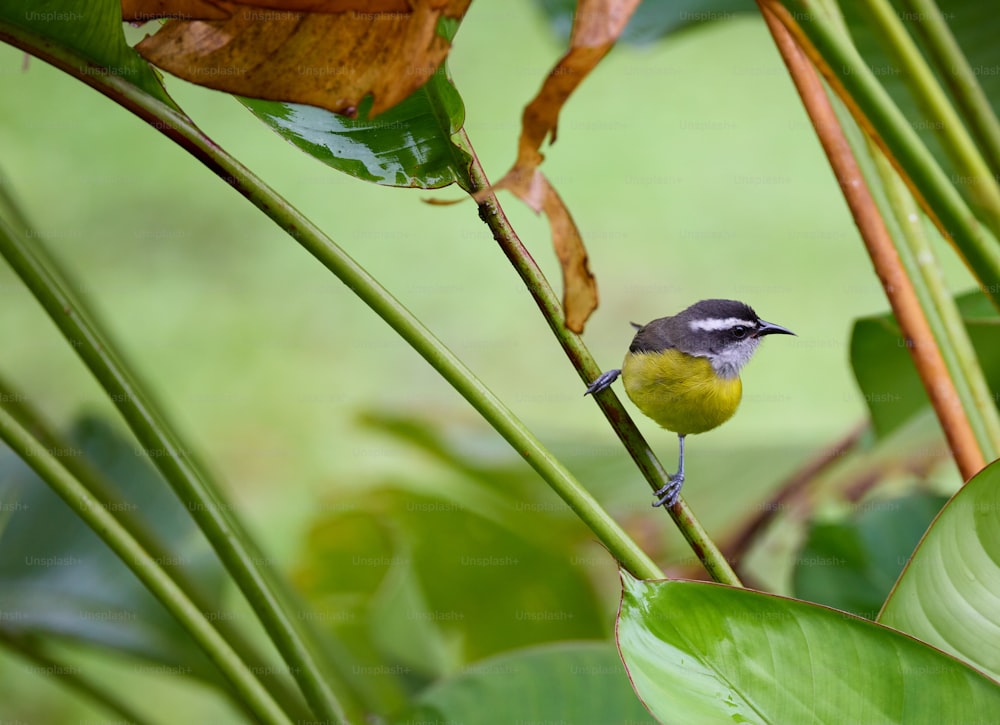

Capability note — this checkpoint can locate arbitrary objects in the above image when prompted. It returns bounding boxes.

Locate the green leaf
[850,288,1000,438]
[792,492,948,619]
[293,486,606,675]
[618,573,1000,722]
[292,413,613,699]
[880,459,1000,681]
[396,641,654,725]
[0,0,174,107]
[239,67,472,189]
[0,414,224,682]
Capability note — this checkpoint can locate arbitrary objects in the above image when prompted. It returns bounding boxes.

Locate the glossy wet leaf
[880,459,1000,681]
[396,642,654,725]
[240,66,472,189]
[0,0,173,106]
[618,573,1000,722]
[0,415,225,682]
[850,289,1000,438]
[134,0,471,117]
[792,492,948,619]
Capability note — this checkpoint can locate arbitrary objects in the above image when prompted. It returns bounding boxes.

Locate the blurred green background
[0,1,974,721]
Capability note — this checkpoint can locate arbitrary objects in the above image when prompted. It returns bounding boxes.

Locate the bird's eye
[732,326,748,339]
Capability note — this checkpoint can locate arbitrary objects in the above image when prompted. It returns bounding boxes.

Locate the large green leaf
[792,491,948,619]
[240,7,468,190]
[396,642,653,725]
[0,414,225,682]
[0,0,174,106]
[618,573,1000,722]
[880,459,1000,681]
[239,65,472,189]
[850,289,1000,438]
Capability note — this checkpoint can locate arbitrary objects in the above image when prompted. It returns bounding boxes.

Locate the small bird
[585,299,794,507]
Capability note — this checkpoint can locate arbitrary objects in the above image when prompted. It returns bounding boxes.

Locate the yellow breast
[622,350,742,435]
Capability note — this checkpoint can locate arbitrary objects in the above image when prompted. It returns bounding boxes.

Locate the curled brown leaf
[476,0,642,332]
[132,0,470,117]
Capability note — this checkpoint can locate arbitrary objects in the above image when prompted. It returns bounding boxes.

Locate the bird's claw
[652,474,684,508]
[584,369,622,395]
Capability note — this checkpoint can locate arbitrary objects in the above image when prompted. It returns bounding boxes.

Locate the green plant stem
[0,371,314,723]
[869,143,1000,459]
[0,632,153,725]
[0,207,346,722]
[762,0,985,480]
[903,0,1000,179]
[454,130,742,588]
[0,21,663,586]
[779,0,1000,310]
[798,0,1000,466]
[862,0,1000,232]
[0,399,291,725]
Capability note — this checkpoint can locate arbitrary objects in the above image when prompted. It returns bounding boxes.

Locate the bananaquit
[585,299,794,507]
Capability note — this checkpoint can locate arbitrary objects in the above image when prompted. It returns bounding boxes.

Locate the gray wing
[628,317,679,354]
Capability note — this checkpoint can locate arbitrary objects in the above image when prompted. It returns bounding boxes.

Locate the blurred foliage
[291,411,615,705]
[791,491,949,618]
[4,0,1000,720]
[535,0,757,44]
[851,289,1000,439]
[0,414,226,684]
[396,641,654,725]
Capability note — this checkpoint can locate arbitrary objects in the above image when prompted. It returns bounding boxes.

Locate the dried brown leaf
[538,172,597,333]
[475,0,640,331]
[123,0,445,21]
[124,0,230,20]
[133,0,470,117]
[515,0,640,164]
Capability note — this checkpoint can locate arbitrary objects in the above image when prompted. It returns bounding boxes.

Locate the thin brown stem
[455,130,742,586]
[722,421,868,568]
[759,0,985,481]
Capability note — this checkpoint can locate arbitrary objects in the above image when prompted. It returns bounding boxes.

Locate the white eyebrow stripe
[688,317,755,332]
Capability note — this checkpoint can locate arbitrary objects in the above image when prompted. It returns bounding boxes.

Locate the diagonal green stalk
[0,21,662,586]
[450,128,741,587]
[0,370,314,723]
[780,0,1000,309]
[0,397,291,725]
[861,0,1000,232]
[869,144,1000,459]
[903,0,1000,179]
[0,202,348,724]
[764,0,986,478]
[803,0,1000,461]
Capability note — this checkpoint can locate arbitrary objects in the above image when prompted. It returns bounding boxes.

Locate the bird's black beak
[757,319,795,337]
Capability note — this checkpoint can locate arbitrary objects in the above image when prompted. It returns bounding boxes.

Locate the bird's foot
[584,369,622,395]
[652,474,684,508]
